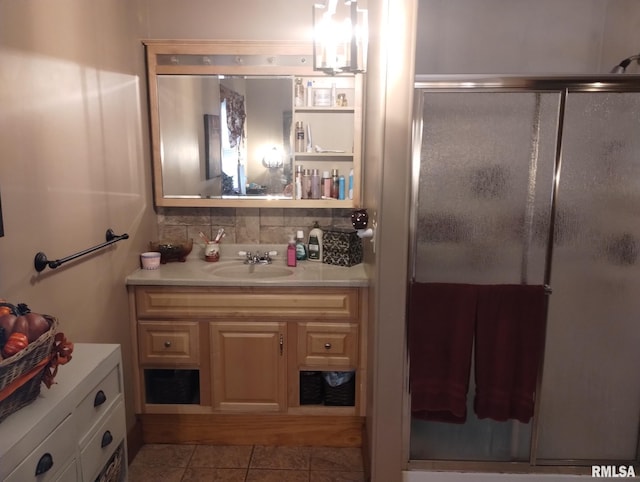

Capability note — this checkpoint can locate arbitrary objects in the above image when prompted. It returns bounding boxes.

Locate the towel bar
[34,228,129,272]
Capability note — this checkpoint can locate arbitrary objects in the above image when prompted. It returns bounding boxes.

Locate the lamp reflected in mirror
[262,146,284,169]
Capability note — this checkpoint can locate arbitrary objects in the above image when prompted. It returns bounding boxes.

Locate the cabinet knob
[101,430,114,448]
[94,389,107,407]
[324,343,332,350]
[164,340,172,348]
[35,453,54,475]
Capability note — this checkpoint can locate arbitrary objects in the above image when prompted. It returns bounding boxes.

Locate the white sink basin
[205,262,295,279]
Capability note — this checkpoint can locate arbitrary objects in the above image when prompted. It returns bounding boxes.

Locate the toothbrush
[199,231,210,244]
[214,228,225,243]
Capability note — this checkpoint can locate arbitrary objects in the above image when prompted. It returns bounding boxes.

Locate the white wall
[0,0,156,431]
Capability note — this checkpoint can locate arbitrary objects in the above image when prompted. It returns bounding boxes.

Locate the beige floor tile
[190,444,253,468]
[310,447,363,472]
[310,470,366,482]
[131,443,195,468]
[127,464,185,482]
[182,467,247,481]
[250,445,311,470]
[246,469,310,482]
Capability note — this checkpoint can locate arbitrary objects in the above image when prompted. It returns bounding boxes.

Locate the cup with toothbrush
[201,229,224,262]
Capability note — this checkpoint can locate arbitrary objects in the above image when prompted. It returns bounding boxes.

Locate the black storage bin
[300,371,324,405]
[146,369,199,404]
[322,371,356,406]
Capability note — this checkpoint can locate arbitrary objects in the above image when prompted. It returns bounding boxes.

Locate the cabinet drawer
[135,286,359,321]
[80,400,126,481]
[55,458,78,482]
[138,321,199,365]
[297,322,358,368]
[6,415,76,482]
[75,365,122,446]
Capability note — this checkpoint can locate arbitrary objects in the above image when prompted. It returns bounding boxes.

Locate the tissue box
[322,227,363,267]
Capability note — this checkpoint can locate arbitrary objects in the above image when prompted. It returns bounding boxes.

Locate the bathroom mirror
[158,75,293,200]
[145,40,318,207]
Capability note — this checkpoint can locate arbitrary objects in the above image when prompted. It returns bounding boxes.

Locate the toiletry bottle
[348,168,354,200]
[305,80,313,107]
[295,121,305,152]
[331,169,339,198]
[306,123,313,152]
[311,169,321,199]
[308,221,323,262]
[287,235,297,267]
[295,78,304,107]
[302,169,310,199]
[295,165,303,200]
[338,175,345,200]
[322,171,332,198]
[295,230,308,260]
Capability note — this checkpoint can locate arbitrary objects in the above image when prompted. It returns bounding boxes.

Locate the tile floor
[128,444,366,482]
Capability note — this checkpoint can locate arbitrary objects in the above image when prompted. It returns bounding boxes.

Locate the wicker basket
[148,369,198,404]
[0,316,58,423]
[96,442,124,482]
[323,371,356,406]
[300,371,324,405]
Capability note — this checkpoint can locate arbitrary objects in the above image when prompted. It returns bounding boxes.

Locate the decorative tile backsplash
[157,207,354,245]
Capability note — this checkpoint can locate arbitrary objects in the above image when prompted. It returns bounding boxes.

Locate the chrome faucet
[242,251,274,265]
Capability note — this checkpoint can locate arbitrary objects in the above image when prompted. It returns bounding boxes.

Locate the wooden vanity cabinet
[210,321,286,412]
[129,285,367,446]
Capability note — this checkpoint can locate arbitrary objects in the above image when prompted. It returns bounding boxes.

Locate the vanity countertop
[126,244,369,288]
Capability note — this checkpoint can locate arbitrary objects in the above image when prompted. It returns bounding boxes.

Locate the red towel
[408,283,477,423]
[474,284,547,423]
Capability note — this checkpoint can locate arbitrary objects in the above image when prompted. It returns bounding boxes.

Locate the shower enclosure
[407,76,640,470]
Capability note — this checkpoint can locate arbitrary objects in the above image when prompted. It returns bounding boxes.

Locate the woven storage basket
[96,442,124,482]
[323,372,356,406]
[148,369,197,404]
[300,371,324,405]
[0,316,58,422]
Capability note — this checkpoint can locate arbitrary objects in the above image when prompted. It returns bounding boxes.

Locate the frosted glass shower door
[410,91,559,461]
[535,92,640,462]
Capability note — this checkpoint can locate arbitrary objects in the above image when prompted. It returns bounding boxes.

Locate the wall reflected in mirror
[157,75,293,199]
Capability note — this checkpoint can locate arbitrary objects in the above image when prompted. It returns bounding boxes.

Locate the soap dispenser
[308,221,323,262]
[287,234,297,267]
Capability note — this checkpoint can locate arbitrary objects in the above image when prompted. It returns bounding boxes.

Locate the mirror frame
[144,40,334,208]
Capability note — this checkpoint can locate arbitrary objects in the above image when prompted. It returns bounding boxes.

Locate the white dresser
[0,344,127,482]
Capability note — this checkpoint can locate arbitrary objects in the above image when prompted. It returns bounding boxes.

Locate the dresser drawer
[135,286,360,321]
[75,365,122,446]
[6,415,76,482]
[138,321,199,365]
[297,322,359,368]
[80,400,126,481]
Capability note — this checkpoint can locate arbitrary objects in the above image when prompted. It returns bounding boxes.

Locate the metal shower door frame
[406,74,640,472]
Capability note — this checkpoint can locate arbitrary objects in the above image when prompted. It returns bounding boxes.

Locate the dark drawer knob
[101,430,113,448]
[324,343,332,350]
[35,453,54,475]
[164,340,172,348]
[94,389,107,407]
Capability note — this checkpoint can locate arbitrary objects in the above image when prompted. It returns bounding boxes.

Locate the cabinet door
[210,321,286,412]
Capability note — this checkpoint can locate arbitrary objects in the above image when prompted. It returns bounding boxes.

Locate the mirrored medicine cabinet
[144,40,363,208]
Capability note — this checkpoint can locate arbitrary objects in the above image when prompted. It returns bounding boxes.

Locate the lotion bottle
[308,221,323,262]
[287,234,297,267]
